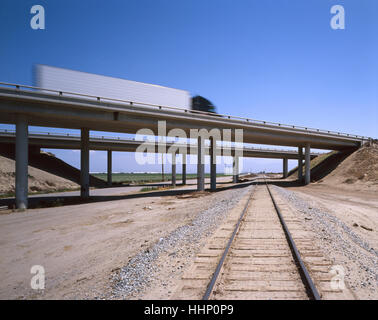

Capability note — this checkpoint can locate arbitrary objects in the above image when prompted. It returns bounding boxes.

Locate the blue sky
[0,0,377,173]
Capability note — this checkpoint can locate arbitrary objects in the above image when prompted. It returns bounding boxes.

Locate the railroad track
[174,180,355,300]
[203,182,320,299]
[200,180,320,300]
[174,179,354,299]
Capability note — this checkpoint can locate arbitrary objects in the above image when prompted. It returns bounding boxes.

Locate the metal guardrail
[0,128,129,140]
[0,82,372,141]
[0,129,323,154]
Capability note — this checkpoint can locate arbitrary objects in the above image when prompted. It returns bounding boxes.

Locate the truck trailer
[34,65,217,113]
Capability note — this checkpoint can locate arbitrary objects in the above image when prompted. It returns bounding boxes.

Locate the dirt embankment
[318,142,378,191]
[287,142,378,191]
[0,155,79,195]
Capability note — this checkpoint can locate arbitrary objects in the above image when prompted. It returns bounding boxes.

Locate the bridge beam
[210,137,217,191]
[107,150,112,186]
[283,158,288,178]
[197,136,205,191]
[298,147,303,182]
[80,128,90,198]
[305,143,311,185]
[15,115,28,210]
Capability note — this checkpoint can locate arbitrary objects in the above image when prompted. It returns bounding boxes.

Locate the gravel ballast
[273,185,377,298]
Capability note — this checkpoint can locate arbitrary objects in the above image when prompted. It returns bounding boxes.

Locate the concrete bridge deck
[0,130,320,160]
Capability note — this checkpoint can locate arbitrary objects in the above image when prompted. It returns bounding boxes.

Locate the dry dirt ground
[0,155,78,195]
[319,143,378,189]
[288,184,378,250]
[0,177,240,299]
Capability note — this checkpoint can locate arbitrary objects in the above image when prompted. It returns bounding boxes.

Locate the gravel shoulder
[274,184,378,299]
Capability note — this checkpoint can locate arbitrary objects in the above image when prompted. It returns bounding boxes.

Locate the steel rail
[202,184,256,300]
[265,179,321,300]
[202,177,321,300]
[0,82,371,141]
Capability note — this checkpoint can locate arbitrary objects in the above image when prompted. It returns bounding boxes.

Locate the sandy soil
[0,155,78,195]
[319,143,378,190]
[0,177,240,299]
[288,184,378,254]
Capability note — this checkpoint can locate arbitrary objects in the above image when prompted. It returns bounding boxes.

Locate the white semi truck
[34,65,216,113]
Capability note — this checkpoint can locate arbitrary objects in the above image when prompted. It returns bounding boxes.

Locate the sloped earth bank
[274,185,378,299]
[318,143,378,191]
[0,155,78,195]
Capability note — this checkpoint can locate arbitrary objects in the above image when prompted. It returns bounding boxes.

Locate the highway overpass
[0,130,320,159]
[0,83,370,209]
[0,129,319,189]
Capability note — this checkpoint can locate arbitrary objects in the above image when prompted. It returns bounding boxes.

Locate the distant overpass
[0,130,320,159]
[0,82,370,209]
[0,130,319,191]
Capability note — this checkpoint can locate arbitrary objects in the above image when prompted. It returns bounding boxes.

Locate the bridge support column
[298,147,303,182]
[283,158,288,178]
[210,137,217,191]
[171,153,176,187]
[15,115,28,210]
[197,136,205,191]
[305,143,311,185]
[182,155,186,185]
[107,150,112,187]
[232,155,239,183]
[80,128,90,198]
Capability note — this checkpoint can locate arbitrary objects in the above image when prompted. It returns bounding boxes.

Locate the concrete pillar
[171,153,176,187]
[107,150,112,187]
[80,128,90,198]
[161,153,165,182]
[305,143,311,185]
[15,115,28,210]
[210,137,217,191]
[197,136,205,191]
[182,155,186,185]
[298,147,303,182]
[283,158,288,178]
[232,155,239,183]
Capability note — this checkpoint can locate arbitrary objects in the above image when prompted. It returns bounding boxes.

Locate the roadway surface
[0,177,234,208]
